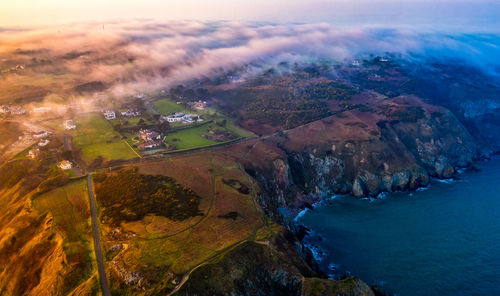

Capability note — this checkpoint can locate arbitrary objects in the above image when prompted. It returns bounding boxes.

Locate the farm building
[33,131,49,139]
[192,100,207,110]
[103,110,116,120]
[166,113,185,122]
[121,109,141,117]
[38,139,50,147]
[58,160,73,170]
[28,148,40,159]
[139,129,162,142]
[64,120,76,130]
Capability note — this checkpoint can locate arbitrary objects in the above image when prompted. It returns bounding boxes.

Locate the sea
[296,158,500,296]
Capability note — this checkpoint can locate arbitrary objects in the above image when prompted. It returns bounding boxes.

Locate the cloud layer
[1,20,499,98]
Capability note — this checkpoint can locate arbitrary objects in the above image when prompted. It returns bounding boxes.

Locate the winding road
[86,173,111,296]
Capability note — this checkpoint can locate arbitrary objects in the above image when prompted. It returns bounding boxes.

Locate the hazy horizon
[2,0,499,32]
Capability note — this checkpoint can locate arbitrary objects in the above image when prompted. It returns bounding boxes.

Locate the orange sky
[1,0,498,29]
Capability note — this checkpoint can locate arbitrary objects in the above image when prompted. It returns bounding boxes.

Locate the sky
[1,0,499,30]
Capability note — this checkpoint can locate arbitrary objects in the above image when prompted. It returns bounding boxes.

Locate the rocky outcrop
[177,230,374,296]
[303,277,375,296]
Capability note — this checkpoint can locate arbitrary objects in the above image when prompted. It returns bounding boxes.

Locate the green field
[166,124,218,150]
[152,98,190,115]
[166,119,253,151]
[71,113,139,163]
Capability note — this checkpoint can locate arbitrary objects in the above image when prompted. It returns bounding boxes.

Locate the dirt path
[166,239,250,296]
[86,173,111,296]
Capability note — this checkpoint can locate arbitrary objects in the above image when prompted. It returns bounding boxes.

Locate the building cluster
[162,113,200,124]
[0,105,27,116]
[138,128,164,150]
[121,109,141,117]
[32,131,51,147]
[13,130,51,150]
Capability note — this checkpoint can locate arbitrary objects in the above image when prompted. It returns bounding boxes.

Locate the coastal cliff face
[235,95,480,213]
[177,230,374,296]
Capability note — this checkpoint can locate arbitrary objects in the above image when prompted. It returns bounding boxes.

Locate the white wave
[293,208,309,222]
[435,178,455,184]
[377,192,388,199]
[416,186,430,192]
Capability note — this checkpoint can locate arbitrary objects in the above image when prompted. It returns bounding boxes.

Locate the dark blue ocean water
[298,158,500,296]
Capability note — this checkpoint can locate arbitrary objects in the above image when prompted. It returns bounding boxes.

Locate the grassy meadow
[71,113,138,163]
[152,97,190,115]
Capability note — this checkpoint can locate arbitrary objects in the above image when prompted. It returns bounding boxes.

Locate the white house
[103,110,116,120]
[64,120,76,130]
[33,107,52,113]
[33,131,49,139]
[166,113,185,122]
[38,139,50,147]
[58,160,72,170]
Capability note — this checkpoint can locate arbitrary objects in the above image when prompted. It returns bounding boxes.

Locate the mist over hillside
[1,20,499,102]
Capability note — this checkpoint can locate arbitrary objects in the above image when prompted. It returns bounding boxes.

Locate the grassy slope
[152,98,189,115]
[32,179,98,295]
[0,121,23,160]
[98,152,271,294]
[0,164,99,296]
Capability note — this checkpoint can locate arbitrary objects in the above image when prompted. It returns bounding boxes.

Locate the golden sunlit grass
[32,179,91,242]
[0,177,97,295]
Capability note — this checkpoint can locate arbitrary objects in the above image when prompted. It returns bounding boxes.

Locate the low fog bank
[1,20,499,99]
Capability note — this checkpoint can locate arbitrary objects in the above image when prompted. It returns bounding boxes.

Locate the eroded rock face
[242,98,480,209]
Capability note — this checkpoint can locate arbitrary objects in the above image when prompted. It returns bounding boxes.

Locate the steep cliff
[234,95,480,213]
[0,160,98,296]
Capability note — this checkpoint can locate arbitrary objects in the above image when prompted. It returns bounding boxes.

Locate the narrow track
[86,173,111,296]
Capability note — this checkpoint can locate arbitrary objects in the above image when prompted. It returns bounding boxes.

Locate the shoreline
[292,156,498,292]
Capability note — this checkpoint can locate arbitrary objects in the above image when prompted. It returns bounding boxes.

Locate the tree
[61,150,73,160]
[159,121,170,133]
